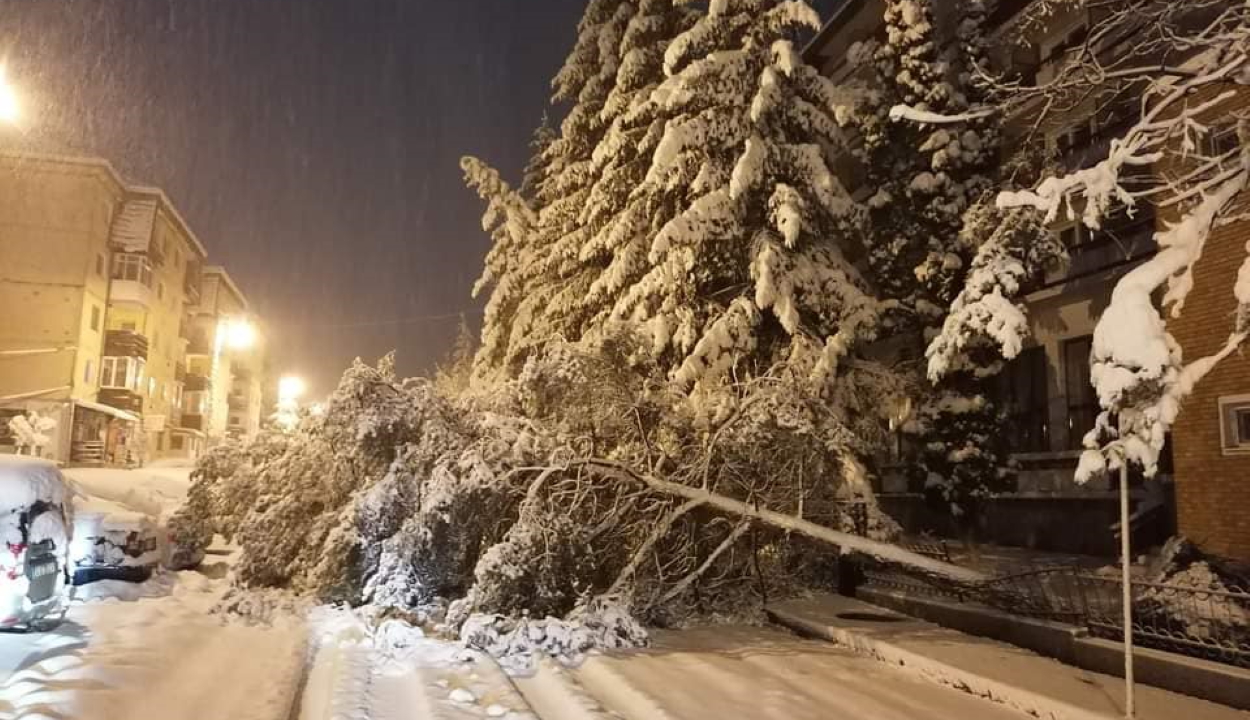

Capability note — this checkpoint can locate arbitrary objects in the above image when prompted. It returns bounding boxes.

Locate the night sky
[0,0,840,395]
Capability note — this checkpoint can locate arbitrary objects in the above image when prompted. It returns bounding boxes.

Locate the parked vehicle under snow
[0,455,73,630]
[70,493,161,586]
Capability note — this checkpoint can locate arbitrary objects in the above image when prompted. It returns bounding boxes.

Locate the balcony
[186,330,213,356]
[184,373,211,393]
[104,330,149,360]
[109,279,155,308]
[1045,209,1157,287]
[98,388,144,415]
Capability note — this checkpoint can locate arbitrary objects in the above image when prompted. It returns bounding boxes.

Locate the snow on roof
[75,400,141,424]
[0,454,71,515]
[109,197,159,253]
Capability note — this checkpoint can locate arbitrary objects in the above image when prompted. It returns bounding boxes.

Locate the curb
[767,605,1117,720]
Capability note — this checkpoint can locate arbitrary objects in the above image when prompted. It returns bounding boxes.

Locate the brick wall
[1170,218,1250,561]
[1162,85,1250,562]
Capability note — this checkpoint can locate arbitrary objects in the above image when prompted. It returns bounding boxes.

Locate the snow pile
[65,466,191,522]
[0,454,71,516]
[461,601,650,675]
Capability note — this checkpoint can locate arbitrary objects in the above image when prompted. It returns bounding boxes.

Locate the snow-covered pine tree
[606,0,882,402]
[577,0,699,331]
[474,1,641,374]
[434,315,478,397]
[461,157,536,378]
[520,113,559,205]
[852,0,1016,520]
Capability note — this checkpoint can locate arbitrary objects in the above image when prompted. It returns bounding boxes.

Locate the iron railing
[872,565,1250,669]
[1080,573,1250,668]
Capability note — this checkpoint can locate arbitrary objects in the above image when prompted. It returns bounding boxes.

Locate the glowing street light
[223,318,258,350]
[278,375,307,404]
[0,65,21,125]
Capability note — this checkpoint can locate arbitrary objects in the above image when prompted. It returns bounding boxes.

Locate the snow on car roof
[0,454,71,515]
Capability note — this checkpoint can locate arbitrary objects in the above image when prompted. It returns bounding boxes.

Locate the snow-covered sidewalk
[558,624,1031,720]
[768,593,1249,720]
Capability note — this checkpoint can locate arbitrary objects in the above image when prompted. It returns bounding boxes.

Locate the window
[96,253,106,277]
[90,305,101,332]
[996,346,1050,453]
[101,356,145,391]
[1209,126,1239,157]
[1058,223,1091,249]
[184,390,206,415]
[149,377,157,397]
[84,359,94,385]
[1064,336,1099,449]
[1056,123,1092,155]
[171,435,184,451]
[1218,395,1250,455]
[111,253,154,287]
[157,281,165,300]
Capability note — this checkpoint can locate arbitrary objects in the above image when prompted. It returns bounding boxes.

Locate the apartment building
[0,152,141,464]
[0,150,268,465]
[99,188,210,462]
[182,267,267,447]
[806,0,1248,560]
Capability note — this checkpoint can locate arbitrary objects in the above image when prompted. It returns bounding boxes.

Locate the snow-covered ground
[561,625,1030,720]
[0,466,1037,720]
[62,465,192,522]
[0,562,306,720]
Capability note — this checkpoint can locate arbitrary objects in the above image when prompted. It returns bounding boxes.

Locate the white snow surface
[0,455,70,515]
[0,567,307,720]
[298,607,535,720]
[62,466,192,522]
[567,625,1031,720]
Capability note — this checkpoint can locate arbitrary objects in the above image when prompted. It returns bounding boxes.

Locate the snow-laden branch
[888,104,997,125]
[579,459,987,586]
[1077,168,1250,483]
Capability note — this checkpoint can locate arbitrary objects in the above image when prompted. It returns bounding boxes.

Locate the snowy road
[565,625,1030,720]
[0,567,306,720]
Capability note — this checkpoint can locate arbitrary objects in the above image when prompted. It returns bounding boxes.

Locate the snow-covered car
[0,455,73,630]
[70,493,162,586]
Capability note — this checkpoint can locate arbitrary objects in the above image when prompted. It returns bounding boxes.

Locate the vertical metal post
[1120,463,1135,718]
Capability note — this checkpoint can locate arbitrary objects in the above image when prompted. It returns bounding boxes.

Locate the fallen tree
[172,341,980,664]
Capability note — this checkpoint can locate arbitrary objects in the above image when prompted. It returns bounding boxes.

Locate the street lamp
[0,65,21,125]
[278,375,306,404]
[223,318,257,350]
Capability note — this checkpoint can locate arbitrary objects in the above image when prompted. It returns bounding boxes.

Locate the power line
[286,308,483,330]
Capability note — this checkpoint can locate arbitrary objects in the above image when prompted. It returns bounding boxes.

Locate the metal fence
[865,565,1250,669]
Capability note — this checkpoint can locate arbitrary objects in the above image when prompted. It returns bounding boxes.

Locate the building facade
[183,267,267,447]
[0,151,268,466]
[806,0,1247,560]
